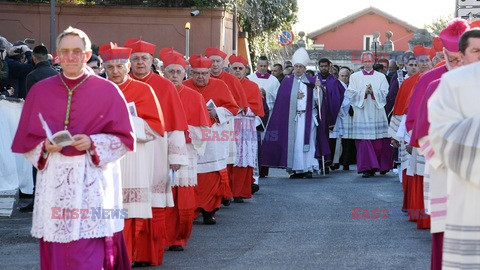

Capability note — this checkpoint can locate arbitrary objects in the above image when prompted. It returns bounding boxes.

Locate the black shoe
[222,198,231,206]
[259,174,266,178]
[343,165,350,171]
[233,197,244,203]
[168,245,184,251]
[330,164,339,171]
[132,262,150,267]
[19,191,33,199]
[233,197,245,203]
[202,211,217,225]
[305,172,313,178]
[20,201,34,213]
[362,172,371,178]
[380,170,388,175]
[320,167,330,175]
[289,173,305,179]
[251,184,259,194]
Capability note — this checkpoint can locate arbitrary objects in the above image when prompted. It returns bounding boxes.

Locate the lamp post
[185,22,190,59]
[50,0,55,54]
[232,2,237,55]
[373,31,380,63]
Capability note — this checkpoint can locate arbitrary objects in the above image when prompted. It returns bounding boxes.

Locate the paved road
[0,168,431,269]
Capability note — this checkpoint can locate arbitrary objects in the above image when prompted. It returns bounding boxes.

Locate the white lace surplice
[27,134,128,243]
[234,108,257,168]
[174,125,206,187]
[151,130,187,208]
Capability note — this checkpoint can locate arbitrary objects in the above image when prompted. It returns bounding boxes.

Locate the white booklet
[127,102,138,117]
[206,99,217,110]
[38,113,74,147]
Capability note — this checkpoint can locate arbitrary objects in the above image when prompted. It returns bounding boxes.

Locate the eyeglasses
[408,64,417,67]
[418,58,430,63]
[130,55,151,63]
[232,67,244,71]
[192,71,210,76]
[165,69,184,75]
[447,58,461,64]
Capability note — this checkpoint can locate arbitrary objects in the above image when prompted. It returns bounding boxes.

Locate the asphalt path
[0,168,431,270]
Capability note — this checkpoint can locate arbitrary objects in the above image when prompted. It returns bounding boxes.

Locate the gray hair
[0,36,12,50]
[56,26,92,52]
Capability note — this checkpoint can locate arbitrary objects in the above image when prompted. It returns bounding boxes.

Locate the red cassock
[183,77,239,124]
[131,71,188,132]
[241,78,265,118]
[230,78,265,198]
[392,73,421,116]
[119,76,164,135]
[391,73,427,227]
[183,78,238,212]
[211,71,247,192]
[211,71,248,109]
[118,76,166,265]
[165,85,211,247]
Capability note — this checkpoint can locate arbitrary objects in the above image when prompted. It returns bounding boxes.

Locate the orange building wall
[313,13,414,51]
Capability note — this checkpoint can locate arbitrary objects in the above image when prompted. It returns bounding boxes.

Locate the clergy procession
[1,9,480,269]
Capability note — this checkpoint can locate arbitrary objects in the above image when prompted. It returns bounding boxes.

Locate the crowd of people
[1,16,480,269]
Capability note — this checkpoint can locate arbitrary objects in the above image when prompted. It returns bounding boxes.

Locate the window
[363,35,373,51]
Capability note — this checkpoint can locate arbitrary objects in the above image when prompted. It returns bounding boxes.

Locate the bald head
[338,67,351,85]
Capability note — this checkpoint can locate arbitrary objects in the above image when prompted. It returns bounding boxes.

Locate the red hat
[99,43,132,62]
[413,45,432,60]
[439,18,470,52]
[204,47,227,59]
[189,54,212,68]
[123,38,156,55]
[161,52,188,69]
[469,20,480,29]
[159,47,183,59]
[429,47,437,60]
[432,37,443,52]
[228,54,248,66]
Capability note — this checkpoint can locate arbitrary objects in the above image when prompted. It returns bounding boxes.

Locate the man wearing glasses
[228,54,264,203]
[183,55,238,225]
[205,47,247,206]
[124,38,188,266]
[261,48,319,179]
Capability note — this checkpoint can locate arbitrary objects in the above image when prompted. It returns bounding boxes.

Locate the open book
[38,113,74,147]
[206,99,217,110]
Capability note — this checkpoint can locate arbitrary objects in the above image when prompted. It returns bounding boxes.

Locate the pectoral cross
[297,91,305,99]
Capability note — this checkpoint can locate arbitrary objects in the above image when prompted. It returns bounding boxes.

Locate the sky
[294,0,456,34]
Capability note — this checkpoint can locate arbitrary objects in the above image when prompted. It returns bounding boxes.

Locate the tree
[424,13,454,36]
[235,0,298,61]
[189,0,299,62]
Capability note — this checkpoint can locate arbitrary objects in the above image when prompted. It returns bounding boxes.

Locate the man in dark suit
[26,45,58,94]
[20,45,58,212]
[5,41,34,99]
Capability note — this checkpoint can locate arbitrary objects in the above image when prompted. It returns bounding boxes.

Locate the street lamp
[185,22,190,59]
[50,0,55,54]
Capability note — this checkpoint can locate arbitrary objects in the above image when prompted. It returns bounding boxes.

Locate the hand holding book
[38,113,75,147]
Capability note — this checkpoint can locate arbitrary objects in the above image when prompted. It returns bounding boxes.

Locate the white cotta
[347,70,389,140]
[27,134,128,243]
[196,107,234,173]
[428,62,480,269]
